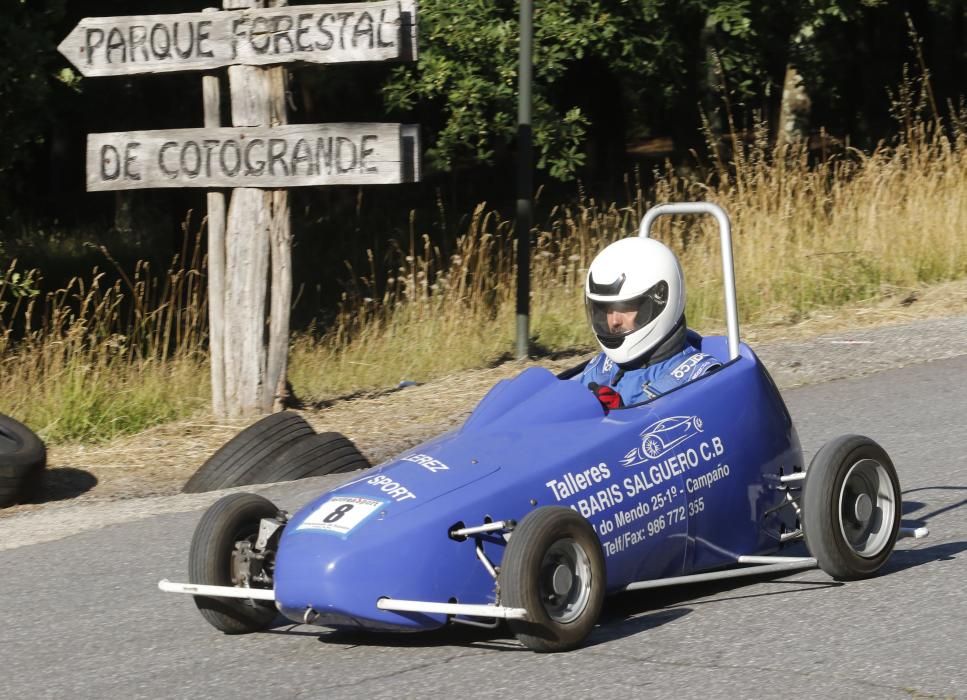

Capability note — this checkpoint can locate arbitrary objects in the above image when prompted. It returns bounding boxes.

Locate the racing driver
[578,236,721,410]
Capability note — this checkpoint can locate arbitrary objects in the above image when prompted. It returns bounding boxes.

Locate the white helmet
[584,237,686,365]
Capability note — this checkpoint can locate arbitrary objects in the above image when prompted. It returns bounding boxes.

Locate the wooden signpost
[60,0,421,418]
[59,1,416,76]
[87,123,420,190]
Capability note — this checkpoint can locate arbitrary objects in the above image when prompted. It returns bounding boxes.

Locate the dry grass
[4,101,967,446]
[740,276,967,343]
[0,225,211,444]
[290,113,967,401]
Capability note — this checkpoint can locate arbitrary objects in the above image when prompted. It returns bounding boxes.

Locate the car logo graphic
[621,415,704,466]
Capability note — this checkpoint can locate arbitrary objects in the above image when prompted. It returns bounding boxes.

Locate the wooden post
[264,64,292,412]
[222,0,291,416]
[63,1,419,418]
[203,7,226,417]
[267,189,292,412]
[264,6,292,414]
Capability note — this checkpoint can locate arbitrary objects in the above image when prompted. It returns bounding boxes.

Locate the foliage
[380,1,908,180]
[0,0,965,220]
[0,1,70,180]
[384,0,698,179]
[0,240,39,310]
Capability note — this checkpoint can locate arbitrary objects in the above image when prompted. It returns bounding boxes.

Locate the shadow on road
[610,570,842,617]
[310,622,522,652]
[31,467,98,503]
[260,602,692,651]
[902,500,926,515]
[883,540,967,574]
[901,485,967,524]
[588,606,691,647]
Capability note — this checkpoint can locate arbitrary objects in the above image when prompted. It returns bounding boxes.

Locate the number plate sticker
[296,495,385,536]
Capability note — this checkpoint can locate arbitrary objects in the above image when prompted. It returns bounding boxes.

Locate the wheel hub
[853,492,873,522]
[551,564,573,597]
[539,538,592,624]
[838,458,897,558]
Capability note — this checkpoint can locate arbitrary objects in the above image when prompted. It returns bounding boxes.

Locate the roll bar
[639,202,740,361]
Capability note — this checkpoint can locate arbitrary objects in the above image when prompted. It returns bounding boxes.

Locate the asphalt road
[2,356,965,699]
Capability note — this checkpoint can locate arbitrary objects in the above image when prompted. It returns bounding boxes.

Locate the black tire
[499,507,606,652]
[188,493,281,634]
[0,414,46,508]
[246,431,371,485]
[803,435,902,580]
[182,411,314,493]
[0,476,21,504]
[326,433,373,474]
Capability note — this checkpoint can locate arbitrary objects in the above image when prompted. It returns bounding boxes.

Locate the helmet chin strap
[618,314,687,370]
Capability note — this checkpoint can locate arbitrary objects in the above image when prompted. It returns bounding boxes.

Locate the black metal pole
[515,0,533,360]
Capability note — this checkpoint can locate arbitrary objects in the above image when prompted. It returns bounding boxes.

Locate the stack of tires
[182,411,370,493]
[0,415,46,508]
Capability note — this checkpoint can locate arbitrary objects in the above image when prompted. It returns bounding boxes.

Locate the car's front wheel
[802,435,901,580]
[499,507,606,652]
[188,493,282,634]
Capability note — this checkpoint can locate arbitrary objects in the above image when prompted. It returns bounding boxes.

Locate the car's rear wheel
[803,435,901,580]
[499,507,606,652]
[188,493,282,634]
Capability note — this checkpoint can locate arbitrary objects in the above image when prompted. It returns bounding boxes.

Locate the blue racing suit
[577,341,722,407]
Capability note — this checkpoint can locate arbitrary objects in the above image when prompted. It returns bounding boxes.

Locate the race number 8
[324,503,354,523]
[297,495,385,535]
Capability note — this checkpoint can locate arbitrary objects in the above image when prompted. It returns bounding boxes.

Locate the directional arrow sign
[86,123,421,191]
[59,0,417,77]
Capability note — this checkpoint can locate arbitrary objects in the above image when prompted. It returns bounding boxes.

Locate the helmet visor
[586,280,669,341]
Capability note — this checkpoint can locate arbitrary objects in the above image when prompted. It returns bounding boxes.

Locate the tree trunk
[777,64,811,146]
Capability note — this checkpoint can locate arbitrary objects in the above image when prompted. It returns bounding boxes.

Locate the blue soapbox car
[160,203,927,652]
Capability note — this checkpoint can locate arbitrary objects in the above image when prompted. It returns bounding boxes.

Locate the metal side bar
[898,526,930,539]
[376,598,528,620]
[450,520,515,538]
[619,558,818,592]
[639,202,740,361]
[737,555,816,565]
[158,579,276,601]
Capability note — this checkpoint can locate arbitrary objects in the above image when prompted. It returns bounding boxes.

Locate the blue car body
[272,334,803,631]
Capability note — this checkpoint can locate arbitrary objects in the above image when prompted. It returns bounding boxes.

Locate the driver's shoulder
[577,352,613,383]
[653,345,722,387]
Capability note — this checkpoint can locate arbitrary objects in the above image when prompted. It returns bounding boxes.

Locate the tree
[0,1,72,204]
[381,1,945,181]
[383,0,711,180]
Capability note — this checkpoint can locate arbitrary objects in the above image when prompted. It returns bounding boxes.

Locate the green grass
[0,231,210,443]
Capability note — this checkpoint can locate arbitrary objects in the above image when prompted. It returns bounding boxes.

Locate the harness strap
[610,368,626,387]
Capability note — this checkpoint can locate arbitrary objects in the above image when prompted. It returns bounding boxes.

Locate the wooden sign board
[59,0,417,77]
[87,123,421,191]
